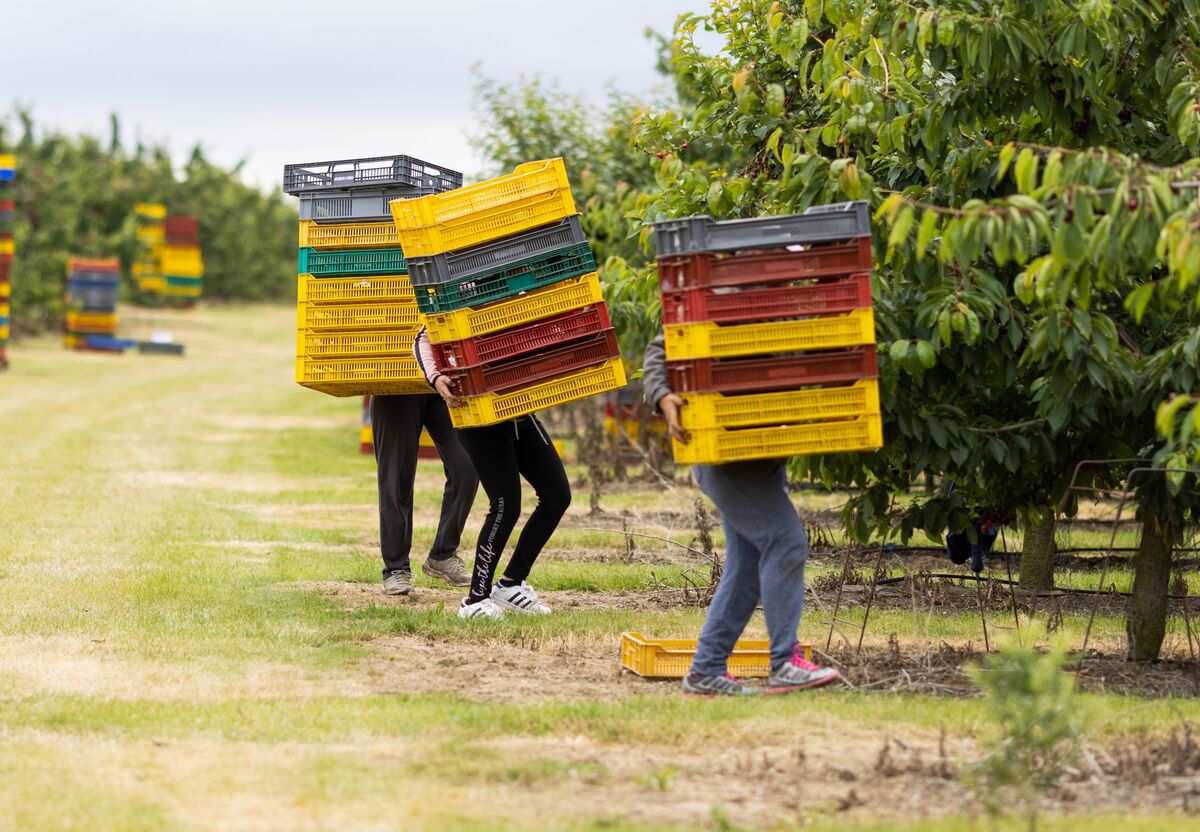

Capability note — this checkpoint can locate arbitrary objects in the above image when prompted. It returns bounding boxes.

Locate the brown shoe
[421,555,471,587]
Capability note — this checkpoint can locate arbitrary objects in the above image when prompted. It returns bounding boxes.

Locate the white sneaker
[457,597,505,620]
[489,581,551,615]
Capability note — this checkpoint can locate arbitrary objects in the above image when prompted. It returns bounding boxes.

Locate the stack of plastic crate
[65,258,126,352]
[391,157,624,428]
[0,155,13,369]
[653,202,882,464]
[284,154,463,397]
[162,215,203,307]
[133,203,166,294]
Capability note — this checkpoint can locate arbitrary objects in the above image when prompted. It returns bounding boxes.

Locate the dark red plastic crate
[165,216,199,243]
[657,237,873,293]
[666,345,879,394]
[661,272,872,325]
[0,200,13,211]
[0,230,11,243]
[444,329,620,396]
[432,302,612,370]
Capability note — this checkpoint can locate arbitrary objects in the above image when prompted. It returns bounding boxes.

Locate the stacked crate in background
[133,203,167,294]
[0,155,14,369]
[65,258,126,352]
[653,202,881,464]
[162,215,204,306]
[359,396,439,458]
[392,158,624,428]
[284,155,463,397]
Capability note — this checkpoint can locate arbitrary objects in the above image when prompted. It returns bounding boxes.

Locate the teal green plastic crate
[414,242,594,314]
[298,247,407,277]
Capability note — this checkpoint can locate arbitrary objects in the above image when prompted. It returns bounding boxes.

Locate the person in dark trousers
[370,394,479,595]
[642,332,840,696]
[415,327,571,619]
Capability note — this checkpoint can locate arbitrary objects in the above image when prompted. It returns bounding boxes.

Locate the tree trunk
[1127,513,1172,661]
[1018,509,1056,591]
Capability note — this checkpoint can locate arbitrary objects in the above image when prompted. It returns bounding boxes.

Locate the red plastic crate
[662,272,872,325]
[165,216,199,243]
[0,230,10,242]
[444,329,619,396]
[431,302,612,370]
[0,254,11,268]
[666,346,879,394]
[66,257,120,272]
[657,237,873,293]
[0,200,13,211]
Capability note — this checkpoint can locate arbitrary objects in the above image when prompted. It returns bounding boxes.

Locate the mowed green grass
[1,304,1198,832]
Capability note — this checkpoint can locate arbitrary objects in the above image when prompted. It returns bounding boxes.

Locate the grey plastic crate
[653,201,870,257]
[69,270,120,286]
[138,341,185,356]
[298,186,435,223]
[282,154,463,195]
[407,215,588,287]
[69,283,118,310]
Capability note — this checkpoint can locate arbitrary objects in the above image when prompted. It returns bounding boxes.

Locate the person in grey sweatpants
[642,334,839,695]
[370,394,479,595]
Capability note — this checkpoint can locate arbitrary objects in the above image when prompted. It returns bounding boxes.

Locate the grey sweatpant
[691,460,809,675]
[370,394,479,577]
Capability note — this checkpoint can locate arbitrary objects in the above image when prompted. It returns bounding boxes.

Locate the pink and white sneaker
[767,646,840,693]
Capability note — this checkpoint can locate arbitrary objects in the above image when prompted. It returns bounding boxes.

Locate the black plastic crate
[282,154,463,195]
[407,215,587,288]
[653,202,870,257]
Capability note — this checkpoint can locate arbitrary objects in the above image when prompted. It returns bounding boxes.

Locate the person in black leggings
[415,327,571,619]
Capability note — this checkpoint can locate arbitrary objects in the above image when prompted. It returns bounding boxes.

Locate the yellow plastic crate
[0,303,8,318]
[66,311,117,333]
[425,272,602,344]
[297,300,418,332]
[680,380,880,431]
[449,357,625,428]
[619,632,812,679]
[0,282,9,298]
[136,226,165,243]
[0,240,12,256]
[673,412,883,465]
[664,308,875,361]
[390,158,576,257]
[132,262,161,278]
[298,273,415,306]
[360,424,373,445]
[134,203,166,220]
[296,327,421,359]
[296,354,429,397]
[160,245,204,276]
[163,285,202,298]
[64,334,84,348]
[298,220,400,250]
[139,276,167,292]
[0,154,15,169]
[0,325,7,341]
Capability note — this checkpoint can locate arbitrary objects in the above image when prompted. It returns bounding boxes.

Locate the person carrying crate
[371,393,479,595]
[642,333,840,695]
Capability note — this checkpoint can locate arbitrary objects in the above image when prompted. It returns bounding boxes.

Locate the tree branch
[965,418,1046,435]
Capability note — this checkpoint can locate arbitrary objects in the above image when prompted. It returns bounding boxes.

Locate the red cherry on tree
[1127,198,1138,211]
[681,142,688,150]
[656,152,664,159]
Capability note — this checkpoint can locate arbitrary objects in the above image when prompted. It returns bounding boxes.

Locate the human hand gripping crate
[653,202,884,465]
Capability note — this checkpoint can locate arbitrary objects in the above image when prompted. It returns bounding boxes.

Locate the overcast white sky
[1,0,716,192]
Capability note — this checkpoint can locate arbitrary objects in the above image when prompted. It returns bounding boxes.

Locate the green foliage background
[1,110,296,332]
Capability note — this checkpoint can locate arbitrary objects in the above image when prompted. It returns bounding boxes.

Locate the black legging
[456,414,571,603]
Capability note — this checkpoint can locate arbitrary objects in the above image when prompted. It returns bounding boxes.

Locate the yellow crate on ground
[390,158,575,257]
[0,240,12,256]
[64,333,85,348]
[0,282,9,298]
[139,276,167,292]
[424,272,602,343]
[296,354,429,397]
[0,303,8,318]
[296,327,421,359]
[0,325,8,341]
[664,308,875,361]
[298,220,400,250]
[680,379,880,431]
[134,203,166,220]
[66,311,117,332]
[298,273,414,305]
[673,412,883,465]
[160,245,204,276]
[297,300,419,332]
[449,357,625,428]
[619,632,812,678]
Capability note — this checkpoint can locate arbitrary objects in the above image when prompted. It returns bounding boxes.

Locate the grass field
[3,304,1200,831]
